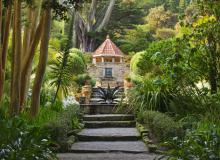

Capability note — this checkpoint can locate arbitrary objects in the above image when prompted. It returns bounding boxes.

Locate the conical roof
[93,36,124,57]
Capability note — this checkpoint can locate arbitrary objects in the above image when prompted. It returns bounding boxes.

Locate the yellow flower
[193,15,216,27]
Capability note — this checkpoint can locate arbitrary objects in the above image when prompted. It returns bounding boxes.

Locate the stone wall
[88,62,129,87]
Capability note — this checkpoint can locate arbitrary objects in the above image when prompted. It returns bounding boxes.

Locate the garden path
[58,114,158,160]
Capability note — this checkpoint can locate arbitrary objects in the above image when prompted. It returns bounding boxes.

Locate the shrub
[69,53,86,74]
[130,51,154,76]
[75,74,95,87]
[69,48,85,63]
[165,123,220,160]
[138,111,183,141]
[0,116,56,160]
[30,107,60,127]
[154,28,176,40]
[168,89,220,120]
[128,79,170,112]
[43,104,83,152]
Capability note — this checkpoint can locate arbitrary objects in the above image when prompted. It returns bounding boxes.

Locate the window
[105,68,113,77]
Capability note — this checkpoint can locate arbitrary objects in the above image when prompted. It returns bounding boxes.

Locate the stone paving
[58,114,158,160]
[71,141,148,153]
[78,128,139,137]
[58,153,159,160]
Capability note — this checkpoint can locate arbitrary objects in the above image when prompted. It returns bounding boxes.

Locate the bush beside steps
[43,105,84,153]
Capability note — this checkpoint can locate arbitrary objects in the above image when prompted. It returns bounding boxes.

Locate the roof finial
[106,34,110,39]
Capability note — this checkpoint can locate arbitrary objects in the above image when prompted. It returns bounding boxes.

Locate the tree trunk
[10,0,22,116]
[0,0,2,101]
[30,8,51,117]
[22,7,32,57]
[0,4,12,101]
[208,34,218,94]
[209,54,217,94]
[10,13,15,110]
[20,3,42,107]
[74,0,116,52]
[87,0,97,32]
[20,16,44,107]
[96,0,116,32]
[209,65,217,94]
[0,0,2,46]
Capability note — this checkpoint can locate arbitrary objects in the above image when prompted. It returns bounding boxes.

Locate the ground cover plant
[0,116,57,160]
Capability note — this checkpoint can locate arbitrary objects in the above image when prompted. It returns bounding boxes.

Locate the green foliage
[43,105,83,152]
[184,3,200,24]
[138,111,183,141]
[168,88,220,119]
[129,77,220,121]
[49,53,74,97]
[128,78,170,112]
[75,74,95,87]
[165,123,220,160]
[146,6,177,30]
[30,107,60,127]
[69,53,86,75]
[0,116,57,160]
[49,49,86,98]
[130,51,154,76]
[155,28,176,39]
[69,48,86,65]
[133,36,211,90]
[107,0,145,39]
[120,25,154,53]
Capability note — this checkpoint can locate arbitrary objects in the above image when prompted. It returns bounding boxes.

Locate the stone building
[88,36,129,87]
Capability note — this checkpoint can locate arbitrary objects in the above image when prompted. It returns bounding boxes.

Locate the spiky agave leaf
[97,84,120,104]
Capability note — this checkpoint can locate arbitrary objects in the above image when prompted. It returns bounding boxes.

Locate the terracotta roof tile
[93,36,124,57]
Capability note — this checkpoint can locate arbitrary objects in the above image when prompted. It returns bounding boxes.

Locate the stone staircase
[71,114,148,153]
[58,114,157,160]
[58,89,158,160]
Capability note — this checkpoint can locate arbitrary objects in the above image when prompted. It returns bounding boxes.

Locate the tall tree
[0,0,2,47]
[74,0,116,52]
[0,1,12,101]
[30,6,52,117]
[10,0,22,115]
[20,1,43,108]
[0,0,84,116]
[146,6,177,30]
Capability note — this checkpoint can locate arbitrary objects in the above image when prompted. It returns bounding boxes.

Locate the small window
[105,68,113,77]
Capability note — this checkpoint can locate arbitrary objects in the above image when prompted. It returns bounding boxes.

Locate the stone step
[83,114,134,121]
[77,128,141,141]
[58,153,158,160]
[81,104,118,114]
[70,141,148,154]
[84,121,136,128]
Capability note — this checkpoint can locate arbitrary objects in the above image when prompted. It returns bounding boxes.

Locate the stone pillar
[120,57,123,63]
[93,58,96,64]
[102,57,104,63]
[112,57,115,63]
